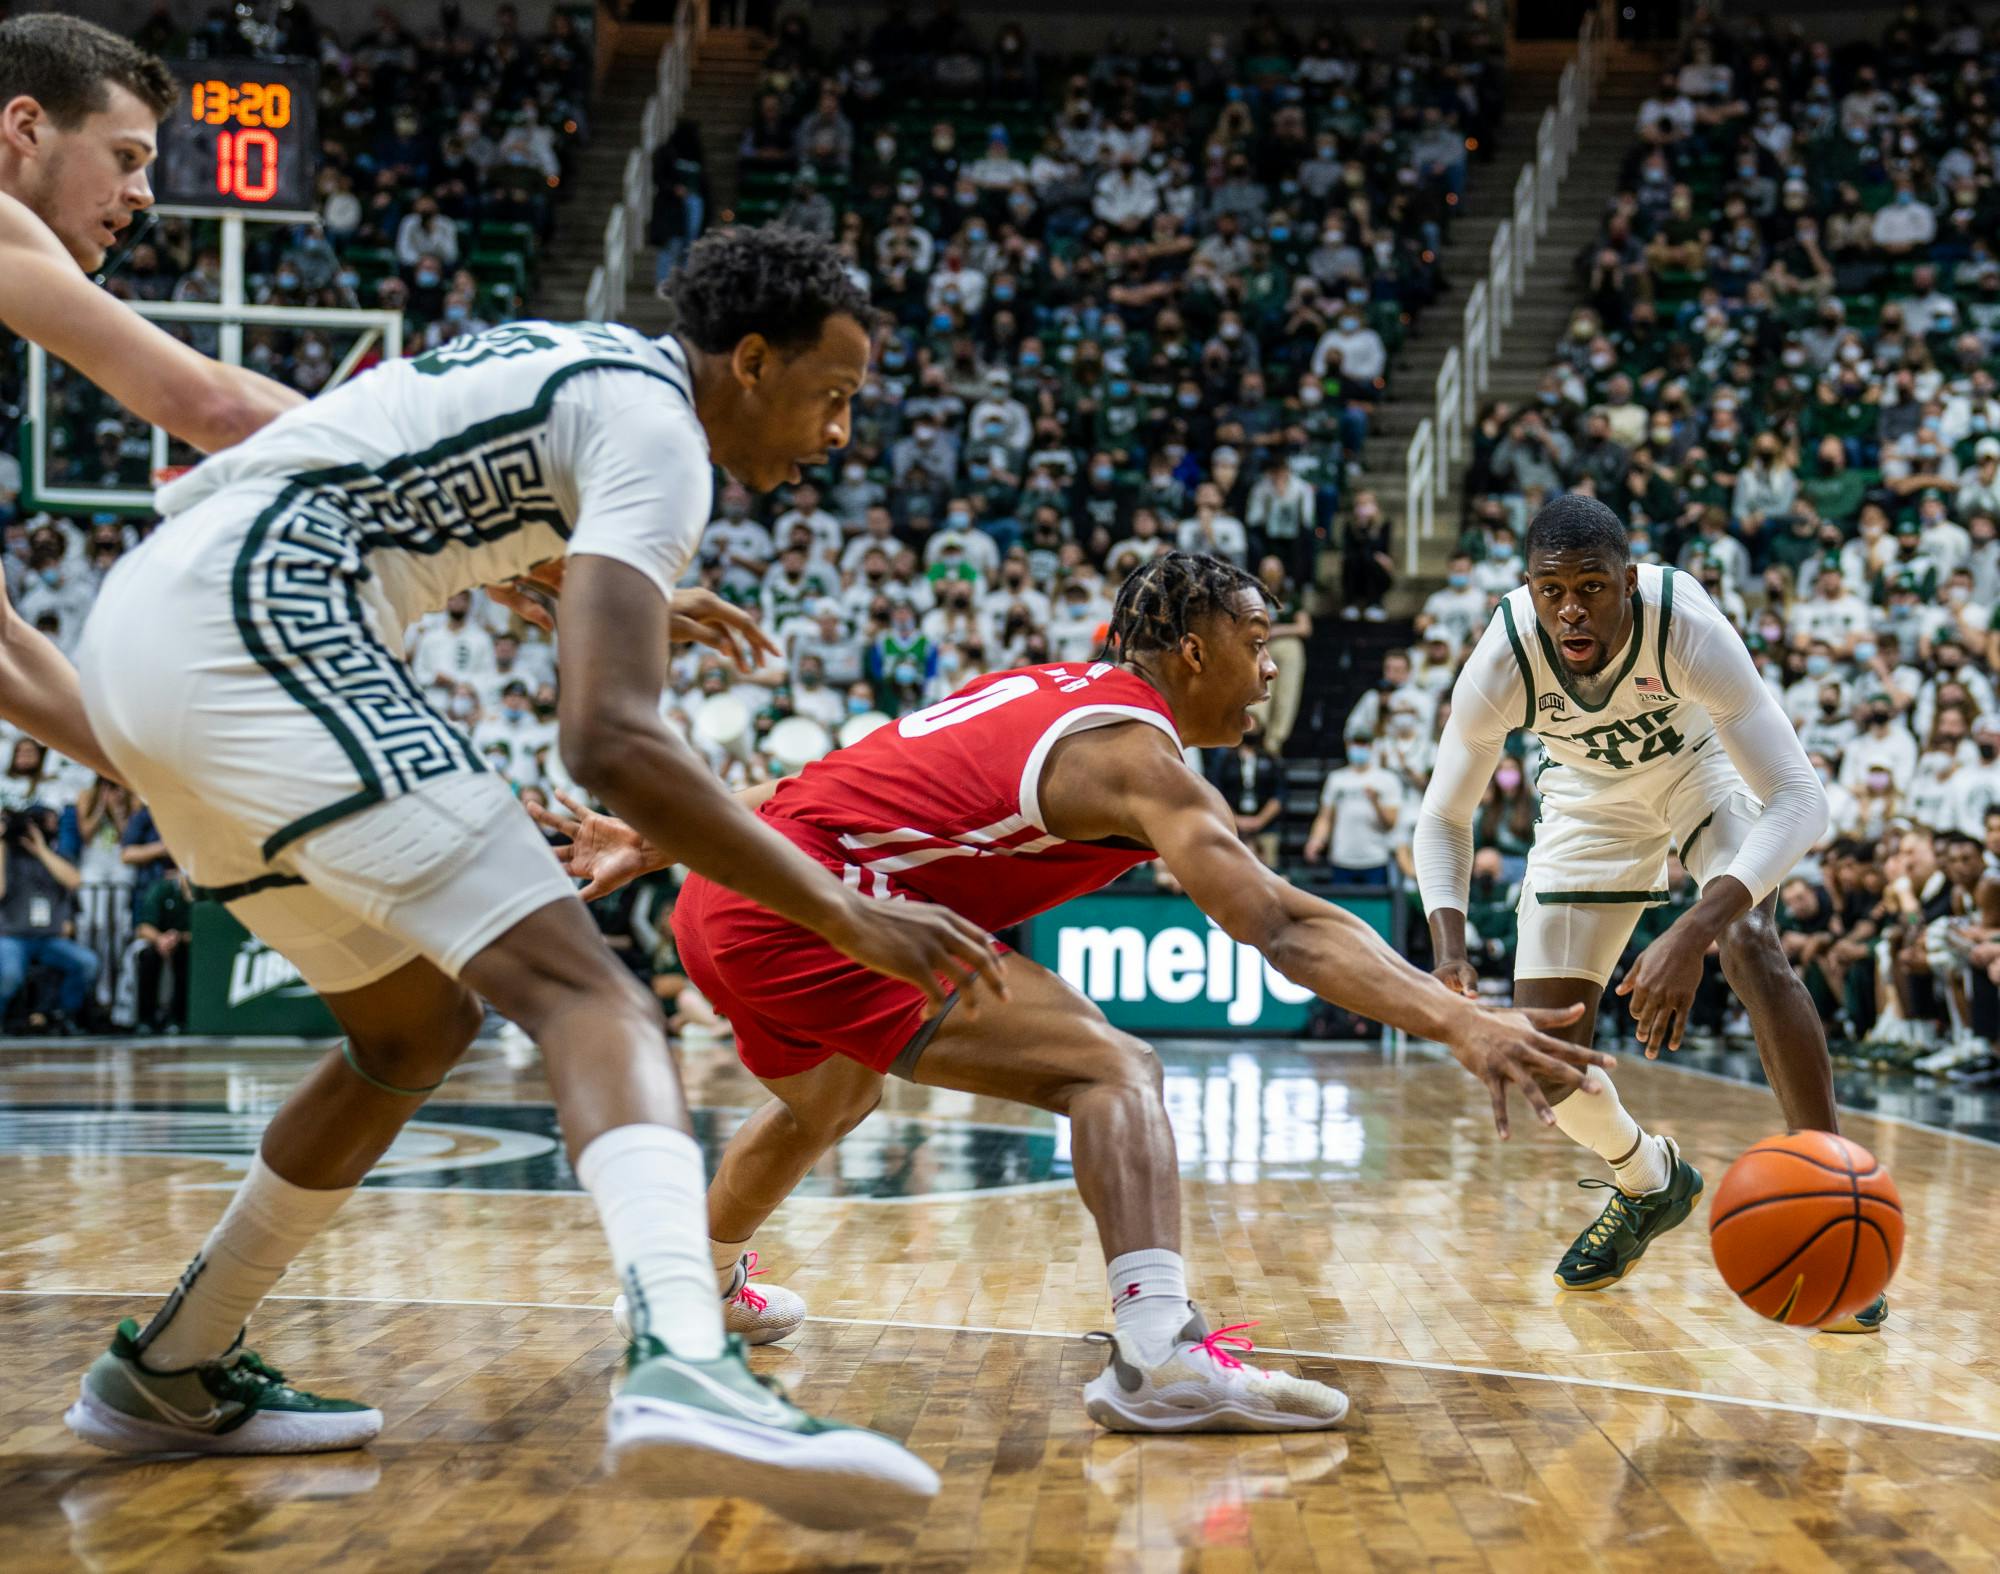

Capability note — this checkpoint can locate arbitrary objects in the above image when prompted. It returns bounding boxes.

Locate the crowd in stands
[626,0,1504,855]
[1310,6,2000,1076]
[0,0,1527,1038]
[10,0,590,496]
[0,0,596,1031]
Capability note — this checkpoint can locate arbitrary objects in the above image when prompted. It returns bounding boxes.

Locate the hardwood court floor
[1,1037,1996,1572]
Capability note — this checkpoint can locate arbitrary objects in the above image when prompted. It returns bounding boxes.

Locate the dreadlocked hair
[1098,551,1269,662]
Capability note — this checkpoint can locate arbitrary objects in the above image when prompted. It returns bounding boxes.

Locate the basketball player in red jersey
[537,552,1613,1431]
[0,16,305,773]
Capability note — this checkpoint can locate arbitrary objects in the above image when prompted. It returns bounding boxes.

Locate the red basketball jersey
[762,662,1182,931]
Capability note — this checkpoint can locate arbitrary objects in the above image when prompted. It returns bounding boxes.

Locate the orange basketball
[1708,1132,1903,1327]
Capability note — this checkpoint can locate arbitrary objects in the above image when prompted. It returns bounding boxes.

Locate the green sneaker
[1820,1294,1889,1334]
[65,1318,382,1455]
[1553,1136,1705,1291]
[607,1332,939,1529]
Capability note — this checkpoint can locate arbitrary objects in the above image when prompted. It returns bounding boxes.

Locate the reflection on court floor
[3,1035,1997,1570]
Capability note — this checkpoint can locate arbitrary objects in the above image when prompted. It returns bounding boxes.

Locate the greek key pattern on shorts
[236,487,483,844]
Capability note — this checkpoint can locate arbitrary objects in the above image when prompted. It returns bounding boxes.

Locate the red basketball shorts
[671,868,993,1082]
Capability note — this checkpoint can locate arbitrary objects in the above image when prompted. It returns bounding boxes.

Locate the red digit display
[213,129,282,202]
[162,59,317,213]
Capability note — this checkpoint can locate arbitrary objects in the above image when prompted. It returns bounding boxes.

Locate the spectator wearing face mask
[890,416,960,487]
[1303,738,1402,883]
[968,368,1030,458]
[789,602,866,692]
[395,196,459,269]
[1841,699,1920,793]
[1338,490,1395,619]
[1344,648,1430,745]
[1476,755,1538,885]
[1872,176,1937,255]
[1176,482,1248,566]
[1915,638,1997,739]
[408,590,497,696]
[1245,453,1317,590]
[925,503,1000,581]
[1733,434,1799,536]
[1947,719,2000,835]
[1310,300,1386,389]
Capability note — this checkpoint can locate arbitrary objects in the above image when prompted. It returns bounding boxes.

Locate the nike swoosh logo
[133,1383,231,1428]
[666,1362,795,1426]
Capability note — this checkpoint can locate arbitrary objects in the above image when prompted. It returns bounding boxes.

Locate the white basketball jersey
[1495,564,1718,812]
[155,320,706,629]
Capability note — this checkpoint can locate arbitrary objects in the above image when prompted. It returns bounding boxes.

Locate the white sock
[577,1125,724,1361]
[1107,1248,1189,1365]
[1551,1068,1669,1195]
[711,1235,748,1294]
[139,1154,353,1371]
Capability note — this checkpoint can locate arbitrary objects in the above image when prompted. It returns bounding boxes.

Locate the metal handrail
[586,0,701,322]
[1400,9,1602,556]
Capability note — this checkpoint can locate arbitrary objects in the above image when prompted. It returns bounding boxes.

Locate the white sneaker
[607,1335,937,1529]
[1081,1306,1350,1433]
[613,1253,807,1347]
[1915,1033,1986,1074]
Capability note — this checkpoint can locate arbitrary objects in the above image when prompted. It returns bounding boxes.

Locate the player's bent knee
[1090,1030,1165,1100]
[351,988,482,1087]
[793,1086,882,1141]
[1719,912,1786,983]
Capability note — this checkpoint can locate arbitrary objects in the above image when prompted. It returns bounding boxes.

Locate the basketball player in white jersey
[1415,495,1883,1333]
[62,228,1009,1528]
[0,15,304,773]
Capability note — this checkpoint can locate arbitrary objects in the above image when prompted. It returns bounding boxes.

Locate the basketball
[1708,1134,1904,1327]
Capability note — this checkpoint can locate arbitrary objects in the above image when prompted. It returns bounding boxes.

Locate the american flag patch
[1634,675,1667,698]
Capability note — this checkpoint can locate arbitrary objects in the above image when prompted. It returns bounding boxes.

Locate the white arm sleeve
[1414,610,1524,915]
[549,371,713,605]
[1669,574,1829,903]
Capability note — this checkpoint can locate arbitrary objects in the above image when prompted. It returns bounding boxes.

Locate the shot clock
[156,59,319,216]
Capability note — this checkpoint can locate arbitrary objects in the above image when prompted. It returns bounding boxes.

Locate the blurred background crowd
[4,0,1997,1081]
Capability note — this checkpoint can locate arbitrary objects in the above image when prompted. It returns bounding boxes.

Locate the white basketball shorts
[76,479,575,996]
[1514,746,1764,988]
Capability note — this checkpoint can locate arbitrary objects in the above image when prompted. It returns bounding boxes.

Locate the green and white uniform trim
[1415,562,1831,987]
[79,321,713,886]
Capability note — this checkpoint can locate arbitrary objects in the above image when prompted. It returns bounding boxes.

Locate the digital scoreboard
[156,59,319,215]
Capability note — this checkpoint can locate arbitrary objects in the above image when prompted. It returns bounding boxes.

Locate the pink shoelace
[731,1251,769,1314]
[1194,1320,1261,1370]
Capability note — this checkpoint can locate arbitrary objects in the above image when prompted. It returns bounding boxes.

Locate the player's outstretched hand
[484,578,557,633]
[527,789,663,901]
[826,894,1011,1021]
[668,588,783,674]
[1443,1002,1616,1139]
[1614,926,1707,1057]
[1433,959,1480,998]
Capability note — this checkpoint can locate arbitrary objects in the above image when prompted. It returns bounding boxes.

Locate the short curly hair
[1524,493,1630,564]
[660,224,876,355]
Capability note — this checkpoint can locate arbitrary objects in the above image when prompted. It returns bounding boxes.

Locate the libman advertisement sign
[1020,889,1396,1035]
[190,902,340,1037]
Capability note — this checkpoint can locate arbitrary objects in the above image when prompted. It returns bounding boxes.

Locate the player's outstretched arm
[1412,621,1519,995]
[0,600,121,782]
[0,194,302,453]
[558,554,1006,1017]
[1044,724,1611,1136]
